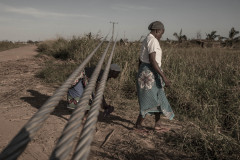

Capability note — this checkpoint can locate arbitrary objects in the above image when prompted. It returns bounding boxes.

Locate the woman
[67,64,121,118]
[135,21,174,133]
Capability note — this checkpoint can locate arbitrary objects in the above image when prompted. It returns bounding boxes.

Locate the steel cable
[72,37,117,160]
[50,38,113,160]
[0,35,108,160]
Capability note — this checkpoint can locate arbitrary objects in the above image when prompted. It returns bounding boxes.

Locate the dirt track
[0,45,189,160]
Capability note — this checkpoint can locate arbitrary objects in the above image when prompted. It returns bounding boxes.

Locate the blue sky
[0,0,239,41]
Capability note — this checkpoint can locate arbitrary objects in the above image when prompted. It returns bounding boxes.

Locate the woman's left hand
[163,77,171,87]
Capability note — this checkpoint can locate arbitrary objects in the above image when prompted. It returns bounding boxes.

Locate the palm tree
[224,27,240,47]
[205,31,219,40]
[173,29,187,43]
[229,27,239,41]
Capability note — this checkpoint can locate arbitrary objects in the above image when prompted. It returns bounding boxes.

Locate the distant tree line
[168,27,240,48]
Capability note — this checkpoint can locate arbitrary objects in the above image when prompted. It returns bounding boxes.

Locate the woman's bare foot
[134,125,149,135]
[82,116,87,125]
[154,126,170,133]
[82,111,89,125]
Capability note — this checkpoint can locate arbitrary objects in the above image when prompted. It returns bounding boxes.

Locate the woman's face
[109,70,120,79]
[155,29,164,40]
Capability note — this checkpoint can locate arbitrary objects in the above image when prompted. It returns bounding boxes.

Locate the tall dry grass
[36,35,240,159]
[162,46,240,159]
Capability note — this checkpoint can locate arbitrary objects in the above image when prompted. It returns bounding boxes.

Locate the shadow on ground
[20,90,192,160]
[98,111,135,130]
[90,142,193,160]
[21,89,135,128]
[20,89,72,121]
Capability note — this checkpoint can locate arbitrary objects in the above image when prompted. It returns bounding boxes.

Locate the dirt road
[0,45,189,160]
[0,45,38,62]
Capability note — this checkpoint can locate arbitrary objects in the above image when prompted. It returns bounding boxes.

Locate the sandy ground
[0,45,191,160]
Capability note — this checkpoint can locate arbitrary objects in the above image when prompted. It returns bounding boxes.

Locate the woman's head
[148,21,165,40]
[109,64,121,79]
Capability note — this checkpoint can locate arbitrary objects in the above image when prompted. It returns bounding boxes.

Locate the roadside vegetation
[36,34,240,159]
[0,40,27,52]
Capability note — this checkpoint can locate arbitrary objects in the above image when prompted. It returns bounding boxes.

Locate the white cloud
[0,3,92,18]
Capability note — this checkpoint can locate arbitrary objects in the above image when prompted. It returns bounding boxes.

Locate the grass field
[36,35,240,159]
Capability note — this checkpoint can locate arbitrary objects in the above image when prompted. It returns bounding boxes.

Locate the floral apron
[137,62,174,120]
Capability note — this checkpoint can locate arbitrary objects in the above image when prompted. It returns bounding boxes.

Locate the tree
[228,27,240,41]
[173,29,187,43]
[223,27,240,47]
[27,40,34,44]
[205,31,219,40]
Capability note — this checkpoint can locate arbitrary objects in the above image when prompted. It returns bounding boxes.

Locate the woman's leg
[135,114,145,129]
[82,110,89,122]
[154,112,161,129]
[154,112,170,132]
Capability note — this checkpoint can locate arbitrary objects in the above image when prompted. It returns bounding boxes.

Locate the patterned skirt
[67,94,91,110]
[137,62,174,120]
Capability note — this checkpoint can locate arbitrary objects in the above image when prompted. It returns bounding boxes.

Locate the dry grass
[0,40,26,52]
[36,35,240,159]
